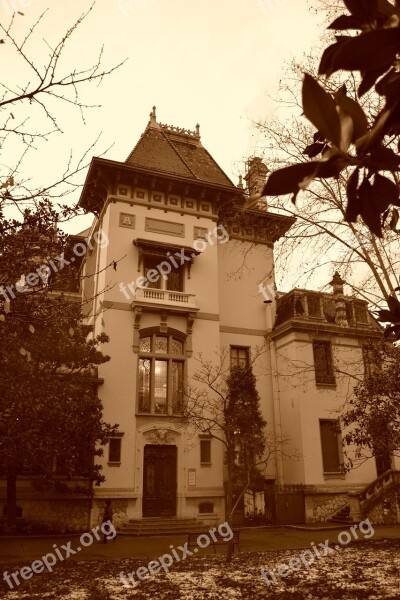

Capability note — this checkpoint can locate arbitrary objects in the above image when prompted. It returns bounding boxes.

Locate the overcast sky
[2,0,323,233]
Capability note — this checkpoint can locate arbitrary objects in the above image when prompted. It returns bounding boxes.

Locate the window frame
[137,332,186,415]
[142,254,185,293]
[199,435,212,465]
[319,419,343,475]
[313,340,335,385]
[108,433,124,466]
[230,346,250,370]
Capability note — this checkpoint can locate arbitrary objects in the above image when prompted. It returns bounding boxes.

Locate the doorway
[143,445,177,517]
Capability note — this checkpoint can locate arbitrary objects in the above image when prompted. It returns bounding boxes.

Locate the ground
[1,529,400,599]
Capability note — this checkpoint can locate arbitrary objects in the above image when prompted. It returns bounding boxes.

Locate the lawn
[1,539,399,599]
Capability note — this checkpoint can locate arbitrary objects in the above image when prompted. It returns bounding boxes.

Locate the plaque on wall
[188,469,196,486]
[119,213,136,229]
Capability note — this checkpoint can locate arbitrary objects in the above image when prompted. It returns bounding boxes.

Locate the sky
[1,0,324,234]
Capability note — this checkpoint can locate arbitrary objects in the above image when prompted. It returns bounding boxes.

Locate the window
[354,301,368,324]
[200,436,211,464]
[230,346,250,369]
[108,437,122,464]
[319,420,342,473]
[138,334,185,414]
[143,256,184,292]
[198,502,214,513]
[313,341,335,384]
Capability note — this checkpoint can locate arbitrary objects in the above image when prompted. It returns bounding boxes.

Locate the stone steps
[118,518,207,536]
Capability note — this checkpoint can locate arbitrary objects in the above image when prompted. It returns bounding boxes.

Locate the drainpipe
[265,298,285,486]
[268,336,285,486]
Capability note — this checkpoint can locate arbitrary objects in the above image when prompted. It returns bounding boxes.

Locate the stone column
[348,493,362,522]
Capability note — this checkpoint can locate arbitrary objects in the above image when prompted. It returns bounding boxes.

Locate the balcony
[131,287,198,313]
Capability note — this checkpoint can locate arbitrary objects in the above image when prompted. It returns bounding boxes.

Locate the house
[4,108,399,531]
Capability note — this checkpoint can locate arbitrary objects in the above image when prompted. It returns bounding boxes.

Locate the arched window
[138,331,185,415]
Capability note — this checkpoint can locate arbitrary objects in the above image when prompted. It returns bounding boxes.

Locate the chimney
[244,157,269,199]
[329,272,348,326]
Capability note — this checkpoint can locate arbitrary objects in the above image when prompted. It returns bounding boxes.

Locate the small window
[320,420,342,473]
[354,301,368,324]
[230,346,249,370]
[307,294,322,318]
[200,438,211,464]
[199,502,214,514]
[108,437,122,464]
[313,341,335,384]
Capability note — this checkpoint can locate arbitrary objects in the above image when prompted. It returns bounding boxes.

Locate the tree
[341,341,400,470]
[0,5,124,532]
[180,348,291,560]
[0,210,117,533]
[259,0,400,338]
[0,4,124,216]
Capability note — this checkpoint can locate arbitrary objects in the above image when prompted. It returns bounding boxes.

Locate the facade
[4,109,399,530]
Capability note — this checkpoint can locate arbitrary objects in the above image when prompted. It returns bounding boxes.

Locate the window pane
[313,341,335,384]
[230,347,249,369]
[144,259,161,289]
[320,420,341,472]
[139,359,151,412]
[140,337,151,353]
[109,438,121,463]
[172,361,184,413]
[167,268,183,292]
[154,360,168,414]
[171,339,183,355]
[200,439,211,463]
[155,336,168,354]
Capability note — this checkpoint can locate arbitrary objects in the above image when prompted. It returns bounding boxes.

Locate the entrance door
[143,445,177,517]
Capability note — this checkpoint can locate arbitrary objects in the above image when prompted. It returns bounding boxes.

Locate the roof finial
[196,123,200,138]
[150,106,157,124]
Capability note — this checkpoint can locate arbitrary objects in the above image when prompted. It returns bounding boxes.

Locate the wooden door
[143,445,177,517]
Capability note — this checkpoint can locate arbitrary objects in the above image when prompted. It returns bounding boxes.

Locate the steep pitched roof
[125,108,236,189]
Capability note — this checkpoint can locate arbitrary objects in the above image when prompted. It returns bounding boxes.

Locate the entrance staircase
[118,517,206,536]
[328,469,400,525]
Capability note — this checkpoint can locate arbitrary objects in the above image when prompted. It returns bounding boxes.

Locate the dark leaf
[302,74,341,148]
[303,143,325,158]
[319,29,400,78]
[377,309,396,322]
[334,89,369,141]
[363,147,400,171]
[313,131,325,143]
[263,163,319,197]
[317,154,350,178]
[359,177,383,236]
[345,168,360,222]
[359,64,389,96]
[371,174,399,212]
[387,295,400,319]
[328,15,363,30]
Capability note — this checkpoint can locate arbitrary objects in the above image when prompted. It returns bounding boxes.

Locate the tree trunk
[5,463,17,534]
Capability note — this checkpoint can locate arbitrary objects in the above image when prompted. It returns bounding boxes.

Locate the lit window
[138,333,185,415]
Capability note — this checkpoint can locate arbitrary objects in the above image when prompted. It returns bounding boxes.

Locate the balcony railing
[133,287,197,309]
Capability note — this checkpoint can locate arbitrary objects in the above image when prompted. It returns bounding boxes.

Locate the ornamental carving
[144,429,177,445]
